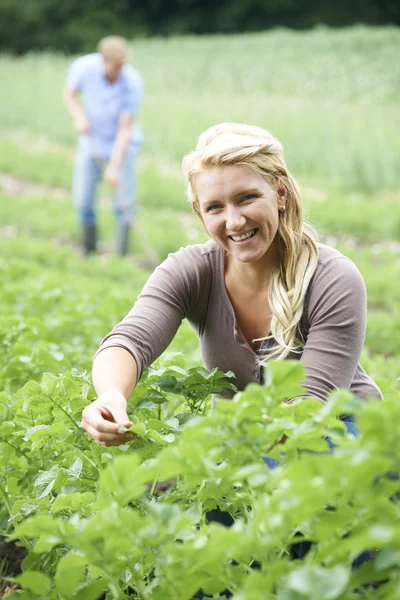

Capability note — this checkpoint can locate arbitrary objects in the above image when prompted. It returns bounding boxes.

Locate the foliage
[1,360,400,598]
[0,0,399,54]
[1,239,398,596]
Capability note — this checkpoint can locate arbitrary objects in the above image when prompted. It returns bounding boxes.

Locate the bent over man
[64,36,144,256]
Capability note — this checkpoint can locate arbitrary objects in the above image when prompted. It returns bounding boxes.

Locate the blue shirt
[66,53,144,159]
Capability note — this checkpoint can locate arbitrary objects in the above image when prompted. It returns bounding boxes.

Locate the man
[63,36,143,256]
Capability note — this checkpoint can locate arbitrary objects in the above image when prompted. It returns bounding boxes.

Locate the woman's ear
[277,185,287,213]
[277,185,287,200]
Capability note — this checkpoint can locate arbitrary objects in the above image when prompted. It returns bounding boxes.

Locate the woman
[81,122,382,446]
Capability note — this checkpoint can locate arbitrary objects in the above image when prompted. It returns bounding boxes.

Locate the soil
[0,537,27,597]
[0,172,68,199]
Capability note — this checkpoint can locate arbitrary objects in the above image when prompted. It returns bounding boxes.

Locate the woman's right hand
[81,391,135,446]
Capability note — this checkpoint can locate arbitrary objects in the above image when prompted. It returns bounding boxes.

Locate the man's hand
[81,390,135,446]
[74,114,90,135]
[104,162,119,189]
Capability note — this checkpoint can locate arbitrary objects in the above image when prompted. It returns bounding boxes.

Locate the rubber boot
[82,223,97,255]
[115,223,131,256]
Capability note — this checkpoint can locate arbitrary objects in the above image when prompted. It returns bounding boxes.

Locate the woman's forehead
[195,165,270,201]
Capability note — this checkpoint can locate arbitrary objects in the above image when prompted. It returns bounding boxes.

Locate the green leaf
[74,579,109,600]
[55,552,87,599]
[34,465,59,499]
[13,514,59,538]
[130,422,146,436]
[41,372,58,395]
[285,565,349,599]
[16,571,51,595]
[3,593,37,600]
[98,453,152,504]
[146,430,175,445]
[14,380,43,411]
[175,412,198,426]
[265,360,306,402]
[375,547,400,570]
[156,374,182,393]
[146,389,168,404]
[10,500,38,520]
[7,476,20,494]
[51,491,95,514]
[66,457,83,479]
[24,424,49,441]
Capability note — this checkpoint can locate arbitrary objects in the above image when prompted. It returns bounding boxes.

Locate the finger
[107,407,133,431]
[84,424,135,445]
[82,406,125,434]
[103,437,136,447]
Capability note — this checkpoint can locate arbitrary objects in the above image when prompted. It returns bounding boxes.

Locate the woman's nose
[225,207,245,231]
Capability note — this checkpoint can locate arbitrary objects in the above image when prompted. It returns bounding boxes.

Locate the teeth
[231,229,255,242]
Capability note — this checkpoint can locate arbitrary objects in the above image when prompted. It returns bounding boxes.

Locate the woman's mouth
[229,229,257,242]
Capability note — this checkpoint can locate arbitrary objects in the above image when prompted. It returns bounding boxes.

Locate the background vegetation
[1,26,399,378]
[1,0,399,54]
[0,24,399,598]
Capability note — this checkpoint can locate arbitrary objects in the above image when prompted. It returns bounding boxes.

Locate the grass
[0,234,201,380]
[0,26,399,192]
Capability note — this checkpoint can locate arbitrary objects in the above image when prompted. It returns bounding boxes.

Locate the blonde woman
[81,122,382,446]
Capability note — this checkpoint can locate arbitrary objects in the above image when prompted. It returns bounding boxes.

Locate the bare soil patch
[0,537,27,597]
[0,172,68,199]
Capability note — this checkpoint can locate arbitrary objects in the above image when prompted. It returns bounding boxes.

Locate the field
[1,25,400,599]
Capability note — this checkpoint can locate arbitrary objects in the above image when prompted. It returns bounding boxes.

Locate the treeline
[1,0,399,54]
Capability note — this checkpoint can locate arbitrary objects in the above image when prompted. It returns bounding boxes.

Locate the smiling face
[194,164,286,266]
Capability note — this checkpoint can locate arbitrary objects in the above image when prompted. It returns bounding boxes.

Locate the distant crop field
[0,25,399,192]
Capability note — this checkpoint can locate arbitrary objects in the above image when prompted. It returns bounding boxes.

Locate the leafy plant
[1,360,399,599]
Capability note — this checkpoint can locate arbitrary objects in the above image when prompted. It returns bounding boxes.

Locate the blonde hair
[182,122,319,361]
[97,36,129,63]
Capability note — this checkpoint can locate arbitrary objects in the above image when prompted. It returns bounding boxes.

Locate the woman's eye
[241,194,256,202]
[207,204,221,212]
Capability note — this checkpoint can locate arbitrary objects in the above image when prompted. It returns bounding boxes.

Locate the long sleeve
[96,244,211,380]
[300,252,368,402]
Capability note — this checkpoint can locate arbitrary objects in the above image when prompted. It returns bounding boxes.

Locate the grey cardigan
[97,241,382,402]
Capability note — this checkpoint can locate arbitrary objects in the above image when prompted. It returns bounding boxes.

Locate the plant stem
[90,446,104,473]
[150,475,159,496]
[0,482,34,552]
[109,580,123,600]
[43,393,84,438]
[0,481,12,516]
[2,439,41,468]
[74,446,98,471]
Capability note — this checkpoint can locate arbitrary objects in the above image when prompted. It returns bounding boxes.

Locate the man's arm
[63,86,90,135]
[104,113,134,188]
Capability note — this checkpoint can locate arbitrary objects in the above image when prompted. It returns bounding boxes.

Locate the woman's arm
[82,244,210,445]
[81,347,138,446]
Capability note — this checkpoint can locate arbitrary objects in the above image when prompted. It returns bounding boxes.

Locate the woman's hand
[81,391,135,446]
